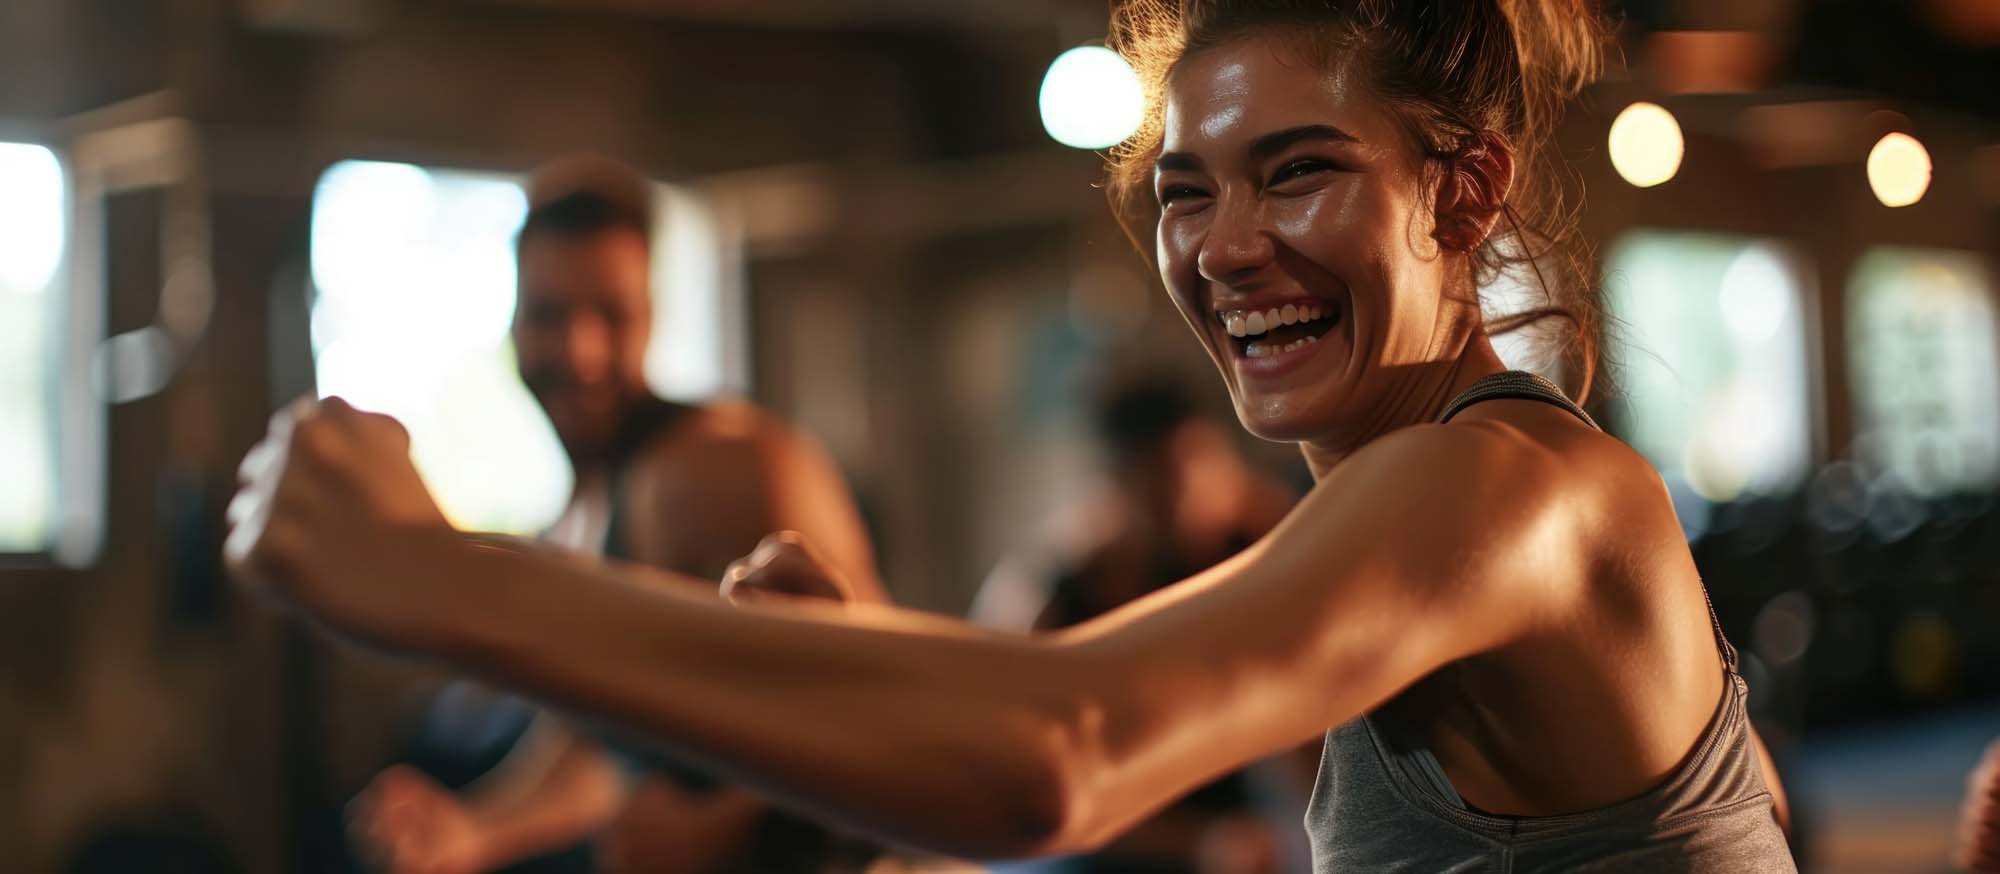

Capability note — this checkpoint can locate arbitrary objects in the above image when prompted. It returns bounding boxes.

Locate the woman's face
[1154,34,1462,444]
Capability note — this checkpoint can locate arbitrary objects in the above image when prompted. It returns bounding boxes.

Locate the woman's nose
[1196,196,1276,286]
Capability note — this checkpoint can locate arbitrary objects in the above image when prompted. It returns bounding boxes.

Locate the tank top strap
[1437,371,1737,673]
[603,398,699,562]
[1698,581,1740,672]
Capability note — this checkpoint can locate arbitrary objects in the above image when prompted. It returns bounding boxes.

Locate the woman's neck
[1298,336,1508,481]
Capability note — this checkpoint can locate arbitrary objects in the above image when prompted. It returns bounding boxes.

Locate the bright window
[1482,245,1573,385]
[1604,231,1814,505]
[308,161,735,535]
[0,143,67,553]
[1847,248,1999,496]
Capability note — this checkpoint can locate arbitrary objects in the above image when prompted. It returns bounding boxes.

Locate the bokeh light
[1754,591,1816,666]
[1608,102,1685,188]
[1867,132,1932,208]
[1038,46,1144,150]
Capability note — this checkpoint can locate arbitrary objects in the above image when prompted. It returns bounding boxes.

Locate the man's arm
[352,720,625,874]
[594,779,769,874]
[459,722,627,864]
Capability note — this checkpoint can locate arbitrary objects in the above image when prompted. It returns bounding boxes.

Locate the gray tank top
[1305,371,1795,873]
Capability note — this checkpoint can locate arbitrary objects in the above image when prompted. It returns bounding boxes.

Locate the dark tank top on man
[1304,371,1795,873]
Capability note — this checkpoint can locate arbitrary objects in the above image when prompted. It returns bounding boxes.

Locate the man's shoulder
[622,400,797,490]
[644,400,794,456]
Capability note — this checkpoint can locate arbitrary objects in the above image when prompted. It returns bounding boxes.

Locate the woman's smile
[1212,294,1348,380]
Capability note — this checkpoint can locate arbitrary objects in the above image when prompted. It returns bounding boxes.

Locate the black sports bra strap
[1436,370,1598,430]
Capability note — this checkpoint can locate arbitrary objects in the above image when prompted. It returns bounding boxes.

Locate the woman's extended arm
[230,399,1579,857]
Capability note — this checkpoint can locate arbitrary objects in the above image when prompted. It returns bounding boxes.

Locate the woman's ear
[1431,132,1515,252]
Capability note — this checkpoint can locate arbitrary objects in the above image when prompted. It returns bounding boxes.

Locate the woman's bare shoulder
[1430,399,1695,603]
[1428,398,1674,516]
[1295,402,1684,607]
[623,401,799,486]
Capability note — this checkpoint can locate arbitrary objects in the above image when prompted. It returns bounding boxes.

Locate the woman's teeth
[1221,302,1330,338]
[1244,334,1319,359]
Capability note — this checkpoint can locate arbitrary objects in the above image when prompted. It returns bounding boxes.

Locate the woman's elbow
[967,707,1120,859]
[939,750,1098,859]
[907,649,1124,858]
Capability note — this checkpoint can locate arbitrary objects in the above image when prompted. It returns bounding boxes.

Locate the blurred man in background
[973,376,1306,874]
[348,156,883,874]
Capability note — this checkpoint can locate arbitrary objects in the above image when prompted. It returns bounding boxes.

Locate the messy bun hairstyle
[1105,0,1612,401]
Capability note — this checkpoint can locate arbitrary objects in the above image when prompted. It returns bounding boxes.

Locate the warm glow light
[1867,132,1931,208]
[1608,102,1685,188]
[1039,46,1144,150]
[0,143,65,292]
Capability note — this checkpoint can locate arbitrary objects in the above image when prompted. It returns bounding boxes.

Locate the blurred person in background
[1964,738,2000,873]
[346,156,885,874]
[228,1,1801,870]
[974,374,1301,872]
[1031,377,1294,634]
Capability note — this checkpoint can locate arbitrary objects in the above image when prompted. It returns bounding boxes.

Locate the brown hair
[519,153,655,251]
[1105,0,1612,401]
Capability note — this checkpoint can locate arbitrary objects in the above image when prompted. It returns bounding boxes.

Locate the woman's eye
[1269,159,1336,186]
[1157,185,1208,205]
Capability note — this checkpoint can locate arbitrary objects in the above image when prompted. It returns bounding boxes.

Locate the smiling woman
[227,1,1793,872]
[1109,0,1607,442]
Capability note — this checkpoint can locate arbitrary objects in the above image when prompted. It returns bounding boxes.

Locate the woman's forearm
[404,530,1095,857]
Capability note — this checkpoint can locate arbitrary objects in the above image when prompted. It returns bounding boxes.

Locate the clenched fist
[225,396,455,648]
[720,531,858,607]
[349,765,490,874]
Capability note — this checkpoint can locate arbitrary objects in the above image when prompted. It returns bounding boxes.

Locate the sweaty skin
[232,33,1782,859]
